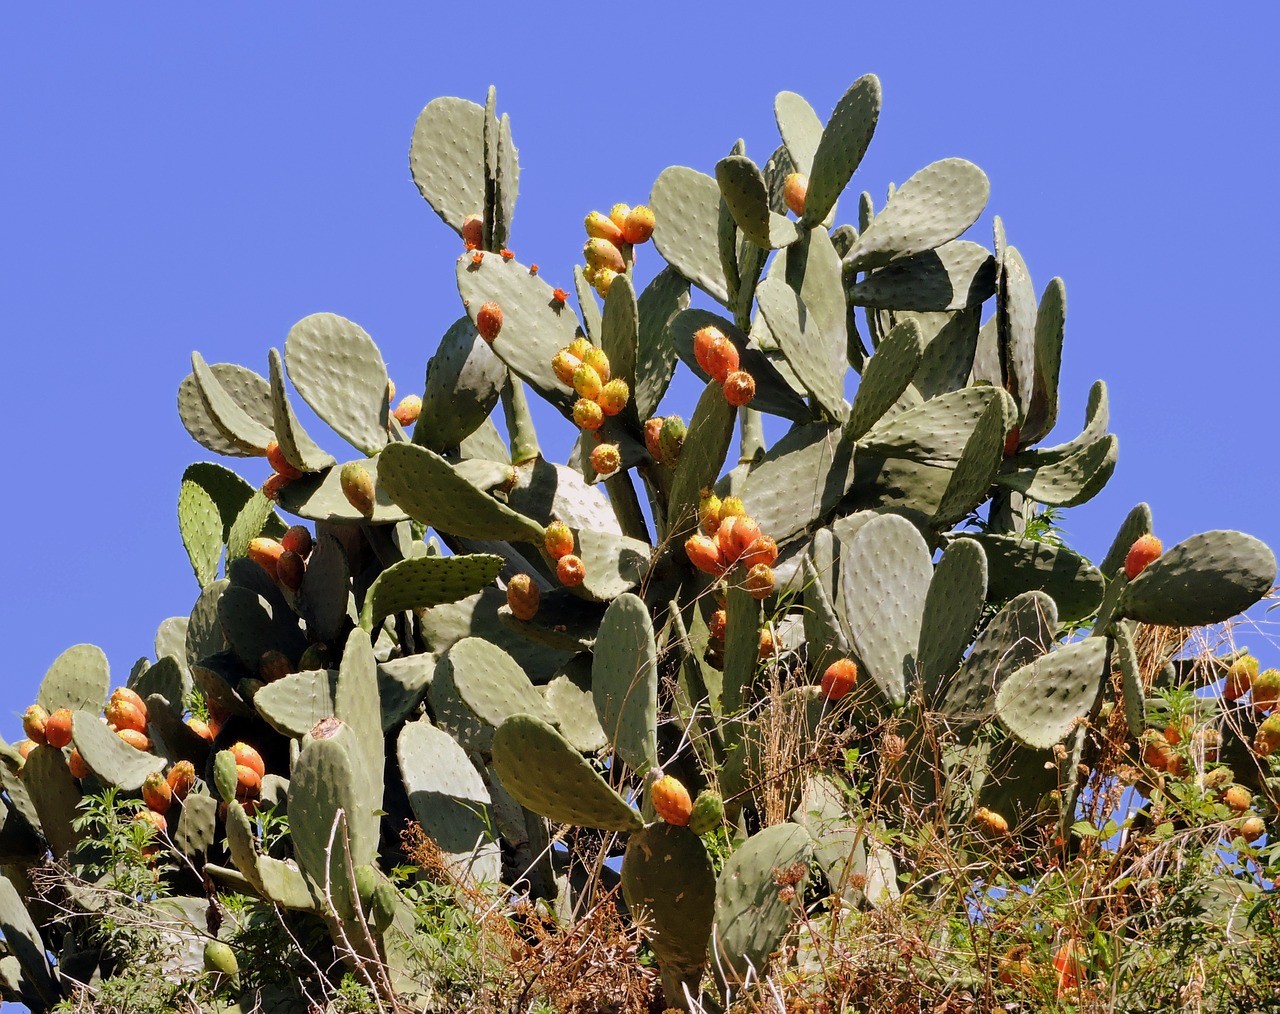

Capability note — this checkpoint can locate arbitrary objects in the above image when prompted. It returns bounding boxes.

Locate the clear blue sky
[2,4,1277,734]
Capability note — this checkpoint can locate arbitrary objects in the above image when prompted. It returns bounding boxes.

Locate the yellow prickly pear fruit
[589,443,621,476]
[1223,784,1252,812]
[584,210,624,245]
[1254,714,1280,756]
[567,337,592,360]
[581,346,611,383]
[339,463,376,518]
[572,398,605,431]
[593,267,618,297]
[392,394,422,427]
[597,379,629,416]
[1253,668,1280,713]
[583,237,625,274]
[699,490,722,535]
[1224,654,1258,701]
[572,363,604,401]
[609,203,631,230]
[1240,815,1266,843]
[544,521,574,560]
[744,563,775,600]
[782,172,808,217]
[973,806,1010,836]
[552,349,581,385]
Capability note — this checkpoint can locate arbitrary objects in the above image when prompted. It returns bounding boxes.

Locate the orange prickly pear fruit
[22,705,48,746]
[1254,714,1280,756]
[67,749,90,779]
[506,574,541,622]
[281,524,313,558]
[597,379,629,416]
[782,172,808,217]
[1163,715,1192,746]
[109,687,147,716]
[621,205,655,244]
[135,807,167,838]
[744,563,775,600]
[708,609,727,642]
[461,213,483,248]
[821,659,858,701]
[142,771,173,815]
[187,717,214,742]
[235,765,262,803]
[106,698,148,735]
[230,742,265,779]
[589,443,621,476]
[1239,815,1266,843]
[584,210,624,245]
[650,774,693,826]
[1223,784,1252,813]
[715,515,762,566]
[552,348,582,385]
[1124,534,1162,580]
[973,806,1010,836]
[555,554,586,587]
[722,369,756,407]
[276,550,305,591]
[392,394,422,427]
[1054,941,1084,995]
[261,472,291,501]
[583,238,625,274]
[699,490,722,535]
[758,626,776,660]
[704,336,740,384]
[1253,668,1280,714]
[117,728,151,752]
[609,203,631,230]
[572,398,604,431]
[386,379,396,404]
[644,417,665,461]
[44,708,74,749]
[167,760,197,801]
[693,325,726,376]
[265,440,303,481]
[339,463,376,518]
[1141,730,1172,770]
[247,537,285,580]
[544,521,575,560]
[742,534,779,570]
[685,534,725,576]
[16,739,35,761]
[572,363,604,401]
[476,302,503,343]
[1224,654,1258,701]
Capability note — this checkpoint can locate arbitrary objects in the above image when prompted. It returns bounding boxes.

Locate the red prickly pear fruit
[117,728,151,752]
[1003,425,1021,458]
[821,659,858,701]
[461,214,483,249]
[281,525,313,558]
[589,443,622,476]
[583,238,625,274]
[1253,668,1280,714]
[658,416,686,464]
[277,550,305,592]
[44,708,74,749]
[705,337,740,384]
[715,515,762,566]
[650,774,693,826]
[544,521,575,561]
[742,534,779,570]
[972,805,1010,836]
[167,760,196,801]
[265,440,303,481]
[685,534,724,576]
[644,417,665,462]
[592,267,618,297]
[699,490,722,535]
[688,790,724,835]
[581,346,611,384]
[1223,784,1252,812]
[1224,654,1258,701]
[230,742,266,779]
[693,325,727,375]
[1240,815,1266,843]
[235,764,261,802]
[722,369,756,407]
[506,574,541,622]
[392,394,422,427]
[1124,534,1162,580]
[572,363,604,401]
[551,349,581,385]
[186,717,213,742]
[609,203,632,230]
[584,210,624,245]
[261,472,291,502]
[598,379,630,417]
[476,302,503,343]
[745,563,775,600]
[621,204,655,245]
[555,554,586,588]
[22,705,48,746]
[782,173,808,217]
[259,649,293,683]
[572,398,604,432]
[708,609,728,642]
[142,771,173,815]
[1254,714,1280,756]
[106,698,148,735]
[247,537,285,580]
[67,749,90,779]
[16,739,35,761]
[339,463,376,518]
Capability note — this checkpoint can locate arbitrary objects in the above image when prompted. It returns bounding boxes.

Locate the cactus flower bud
[339,463,376,518]
[782,172,808,217]
[506,574,541,622]
[476,301,503,343]
[621,204,655,245]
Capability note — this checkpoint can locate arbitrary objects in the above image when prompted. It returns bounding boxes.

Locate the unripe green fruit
[355,864,379,907]
[203,940,239,977]
[689,790,725,835]
[371,882,397,934]
[658,415,687,464]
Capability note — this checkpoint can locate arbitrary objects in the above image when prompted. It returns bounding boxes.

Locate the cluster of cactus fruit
[0,76,1276,1011]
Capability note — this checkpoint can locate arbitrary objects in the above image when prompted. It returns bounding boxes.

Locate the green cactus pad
[178,363,272,457]
[38,643,109,715]
[722,585,763,714]
[667,381,736,539]
[189,352,275,455]
[1113,621,1145,739]
[266,347,335,474]
[543,672,607,754]
[941,590,1057,719]
[491,714,642,831]
[359,553,503,632]
[917,538,988,699]
[1100,503,1154,579]
[995,636,1108,749]
[154,615,188,666]
[132,658,189,717]
[934,396,1009,529]
[574,528,652,602]
[186,579,229,662]
[455,251,580,411]
[844,159,989,272]
[294,535,351,644]
[398,719,500,885]
[712,822,814,986]
[415,316,506,452]
[1021,277,1066,444]
[839,514,932,706]
[182,462,287,541]
[847,318,923,439]
[997,435,1118,508]
[860,385,1005,466]
[757,265,845,419]
[574,265,602,343]
[216,585,308,671]
[377,654,436,731]
[592,594,658,774]
[601,274,639,419]
[334,629,384,834]
[70,711,164,790]
[847,240,997,311]
[178,478,222,587]
[716,154,801,249]
[650,166,731,304]
[379,442,545,543]
[997,245,1037,420]
[804,74,880,226]
[774,90,823,176]
[622,823,715,999]
[743,422,858,542]
[445,637,553,730]
[973,533,1105,623]
[0,876,56,1006]
[174,792,217,858]
[284,312,390,456]
[225,491,278,566]
[634,267,691,420]
[255,669,339,738]
[190,656,252,722]
[22,745,82,856]
[792,773,866,904]
[505,458,622,535]
[1118,530,1276,626]
[902,307,982,401]
[419,587,571,683]
[409,96,485,233]
[803,549,853,676]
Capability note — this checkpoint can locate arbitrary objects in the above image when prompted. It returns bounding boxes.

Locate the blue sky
[2,4,1278,732]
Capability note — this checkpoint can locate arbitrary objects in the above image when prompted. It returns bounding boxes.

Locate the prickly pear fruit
[705,337,740,385]
[371,882,397,934]
[506,574,541,622]
[281,525,313,559]
[44,708,74,749]
[699,490,722,535]
[1255,714,1280,756]
[685,534,724,576]
[355,865,379,907]
[22,705,48,746]
[1003,425,1021,458]
[167,760,196,801]
[722,369,755,407]
[247,537,285,580]
[572,398,604,431]
[598,378,629,417]
[265,440,303,481]
[230,742,265,779]
[552,349,581,385]
[998,944,1034,986]
[277,550,305,591]
[644,417,665,461]
[134,807,167,838]
[1239,815,1266,843]
[110,687,146,713]
[716,515,762,566]
[689,790,724,835]
[693,325,726,376]
[592,267,617,297]
[650,774,693,826]
[719,496,746,519]
[609,204,631,230]
[658,415,686,464]
[745,563,775,600]
[621,205,655,245]
[339,463,376,518]
[259,649,293,683]
[1253,668,1280,714]
[461,214,483,249]
[589,443,621,476]
[544,521,575,560]
[821,659,858,701]
[567,336,591,360]
[187,717,214,742]
[117,728,150,752]
[235,766,261,803]
[742,534,779,569]
[708,609,728,641]
[782,172,808,217]
[758,626,776,660]
[572,362,604,401]
[142,771,173,815]
[16,740,34,761]
[1054,941,1083,994]
[1223,784,1252,812]
[476,302,503,343]
[1124,534,1163,580]
[392,394,422,427]
[106,698,148,735]
[1141,730,1172,770]
[261,472,291,501]
[203,940,239,978]
[583,237,625,274]
[584,210,624,245]
[1224,654,1258,701]
[67,749,89,779]
[556,554,586,587]
[973,806,1009,836]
